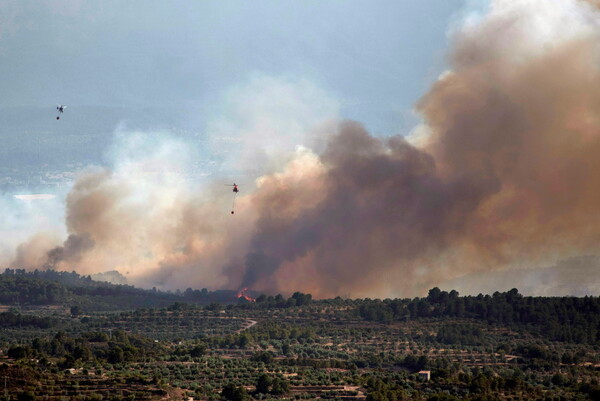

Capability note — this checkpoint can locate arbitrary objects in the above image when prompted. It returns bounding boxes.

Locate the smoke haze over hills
[5,0,600,298]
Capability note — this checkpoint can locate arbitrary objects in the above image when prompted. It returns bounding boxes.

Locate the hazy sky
[0,0,479,135]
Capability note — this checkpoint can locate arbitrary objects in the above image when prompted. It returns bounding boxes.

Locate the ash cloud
[45,234,94,269]
[9,0,600,297]
[444,255,600,297]
[235,123,495,297]
[230,0,600,297]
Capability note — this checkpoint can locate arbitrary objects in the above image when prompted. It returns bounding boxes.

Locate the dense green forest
[355,287,600,344]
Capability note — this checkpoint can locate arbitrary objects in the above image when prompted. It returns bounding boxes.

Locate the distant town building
[418,370,431,381]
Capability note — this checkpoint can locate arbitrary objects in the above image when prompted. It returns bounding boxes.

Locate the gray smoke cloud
[45,234,94,269]
[224,0,600,297]
[230,122,497,296]
[9,0,600,297]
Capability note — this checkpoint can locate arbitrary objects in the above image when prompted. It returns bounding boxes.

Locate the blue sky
[0,0,481,135]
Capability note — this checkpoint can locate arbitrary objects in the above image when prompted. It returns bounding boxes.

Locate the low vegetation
[0,270,598,400]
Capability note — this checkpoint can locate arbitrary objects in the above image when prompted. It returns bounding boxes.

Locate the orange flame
[236,287,256,302]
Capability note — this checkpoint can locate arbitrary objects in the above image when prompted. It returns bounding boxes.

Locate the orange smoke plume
[11,0,600,298]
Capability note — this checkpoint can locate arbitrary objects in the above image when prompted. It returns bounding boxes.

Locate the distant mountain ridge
[0,105,216,194]
[0,106,196,170]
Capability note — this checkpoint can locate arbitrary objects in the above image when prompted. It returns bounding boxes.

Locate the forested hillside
[1,271,600,400]
[355,287,600,344]
[0,269,240,310]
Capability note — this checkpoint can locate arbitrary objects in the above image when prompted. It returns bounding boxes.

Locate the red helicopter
[226,183,239,214]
